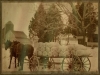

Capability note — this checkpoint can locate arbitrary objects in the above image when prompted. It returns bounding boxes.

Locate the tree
[71,2,98,45]
[83,3,98,43]
[61,26,72,45]
[46,4,64,42]
[28,3,47,42]
[56,2,98,45]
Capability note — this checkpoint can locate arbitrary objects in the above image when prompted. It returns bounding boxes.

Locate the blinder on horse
[4,40,12,50]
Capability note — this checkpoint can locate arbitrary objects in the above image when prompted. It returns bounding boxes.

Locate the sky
[2,2,72,37]
[2,2,39,37]
[2,2,98,37]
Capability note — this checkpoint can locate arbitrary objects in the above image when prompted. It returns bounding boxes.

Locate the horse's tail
[31,46,34,54]
[24,44,34,58]
[29,45,34,57]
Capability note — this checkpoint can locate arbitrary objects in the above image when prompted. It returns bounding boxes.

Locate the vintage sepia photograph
[1,1,99,74]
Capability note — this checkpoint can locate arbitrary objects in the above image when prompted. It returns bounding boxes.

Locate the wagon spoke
[84,63,90,65]
[81,57,91,71]
[63,62,70,64]
[48,58,55,69]
[83,59,89,63]
[83,67,87,71]
[29,56,39,71]
[82,57,85,62]
[84,65,89,68]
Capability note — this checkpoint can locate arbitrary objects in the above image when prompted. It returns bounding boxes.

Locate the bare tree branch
[85,8,98,18]
[69,2,82,20]
[56,2,82,24]
[56,2,69,16]
[84,18,95,29]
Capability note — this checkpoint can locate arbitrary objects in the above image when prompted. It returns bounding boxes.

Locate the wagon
[28,43,92,72]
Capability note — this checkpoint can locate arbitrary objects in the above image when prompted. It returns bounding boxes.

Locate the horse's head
[4,40,12,50]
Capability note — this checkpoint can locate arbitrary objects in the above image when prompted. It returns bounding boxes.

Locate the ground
[1,40,98,73]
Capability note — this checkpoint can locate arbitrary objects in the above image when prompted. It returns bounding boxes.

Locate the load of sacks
[34,42,91,57]
[35,42,60,57]
[66,44,91,56]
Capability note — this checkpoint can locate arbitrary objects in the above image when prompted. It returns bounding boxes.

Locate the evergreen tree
[46,4,63,42]
[29,3,47,42]
[29,3,64,42]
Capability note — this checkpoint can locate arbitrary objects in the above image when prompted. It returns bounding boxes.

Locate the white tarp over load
[58,44,91,57]
[35,42,91,57]
[67,44,91,56]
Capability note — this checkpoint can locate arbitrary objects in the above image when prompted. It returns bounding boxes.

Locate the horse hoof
[18,67,23,71]
[18,69,23,71]
[8,67,10,69]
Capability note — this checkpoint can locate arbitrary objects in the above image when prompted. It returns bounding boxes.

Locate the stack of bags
[36,42,45,56]
[68,44,91,56]
[47,42,60,57]
[35,42,60,57]
[35,42,91,57]
[58,44,91,57]
[59,45,69,57]
[62,44,91,56]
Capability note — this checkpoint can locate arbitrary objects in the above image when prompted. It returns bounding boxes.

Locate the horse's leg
[28,55,32,69]
[17,51,20,67]
[19,46,27,71]
[18,54,20,67]
[19,54,25,71]
[8,55,12,69]
[15,56,16,68]
[19,59,24,70]
[18,58,19,67]
[28,55,30,68]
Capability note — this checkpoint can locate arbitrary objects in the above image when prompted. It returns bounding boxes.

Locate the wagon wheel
[29,56,39,71]
[80,57,91,71]
[48,58,55,69]
[62,56,82,72]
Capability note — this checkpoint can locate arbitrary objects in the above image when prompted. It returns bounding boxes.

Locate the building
[5,30,31,44]
[57,34,78,45]
[87,26,98,47]
[76,26,98,47]
[2,21,14,44]
[2,21,31,44]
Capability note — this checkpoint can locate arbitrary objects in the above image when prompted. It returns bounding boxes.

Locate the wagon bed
[28,53,92,72]
[29,43,92,72]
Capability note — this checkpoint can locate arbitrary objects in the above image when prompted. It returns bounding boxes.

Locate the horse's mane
[13,41,20,43]
[10,41,20,48]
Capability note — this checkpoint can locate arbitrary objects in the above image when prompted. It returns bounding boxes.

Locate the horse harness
[10,42,20,55]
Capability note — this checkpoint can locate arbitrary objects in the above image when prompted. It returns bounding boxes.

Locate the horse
[4,40,34,70]
[4,40,20,69]
[16,43,34,70]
